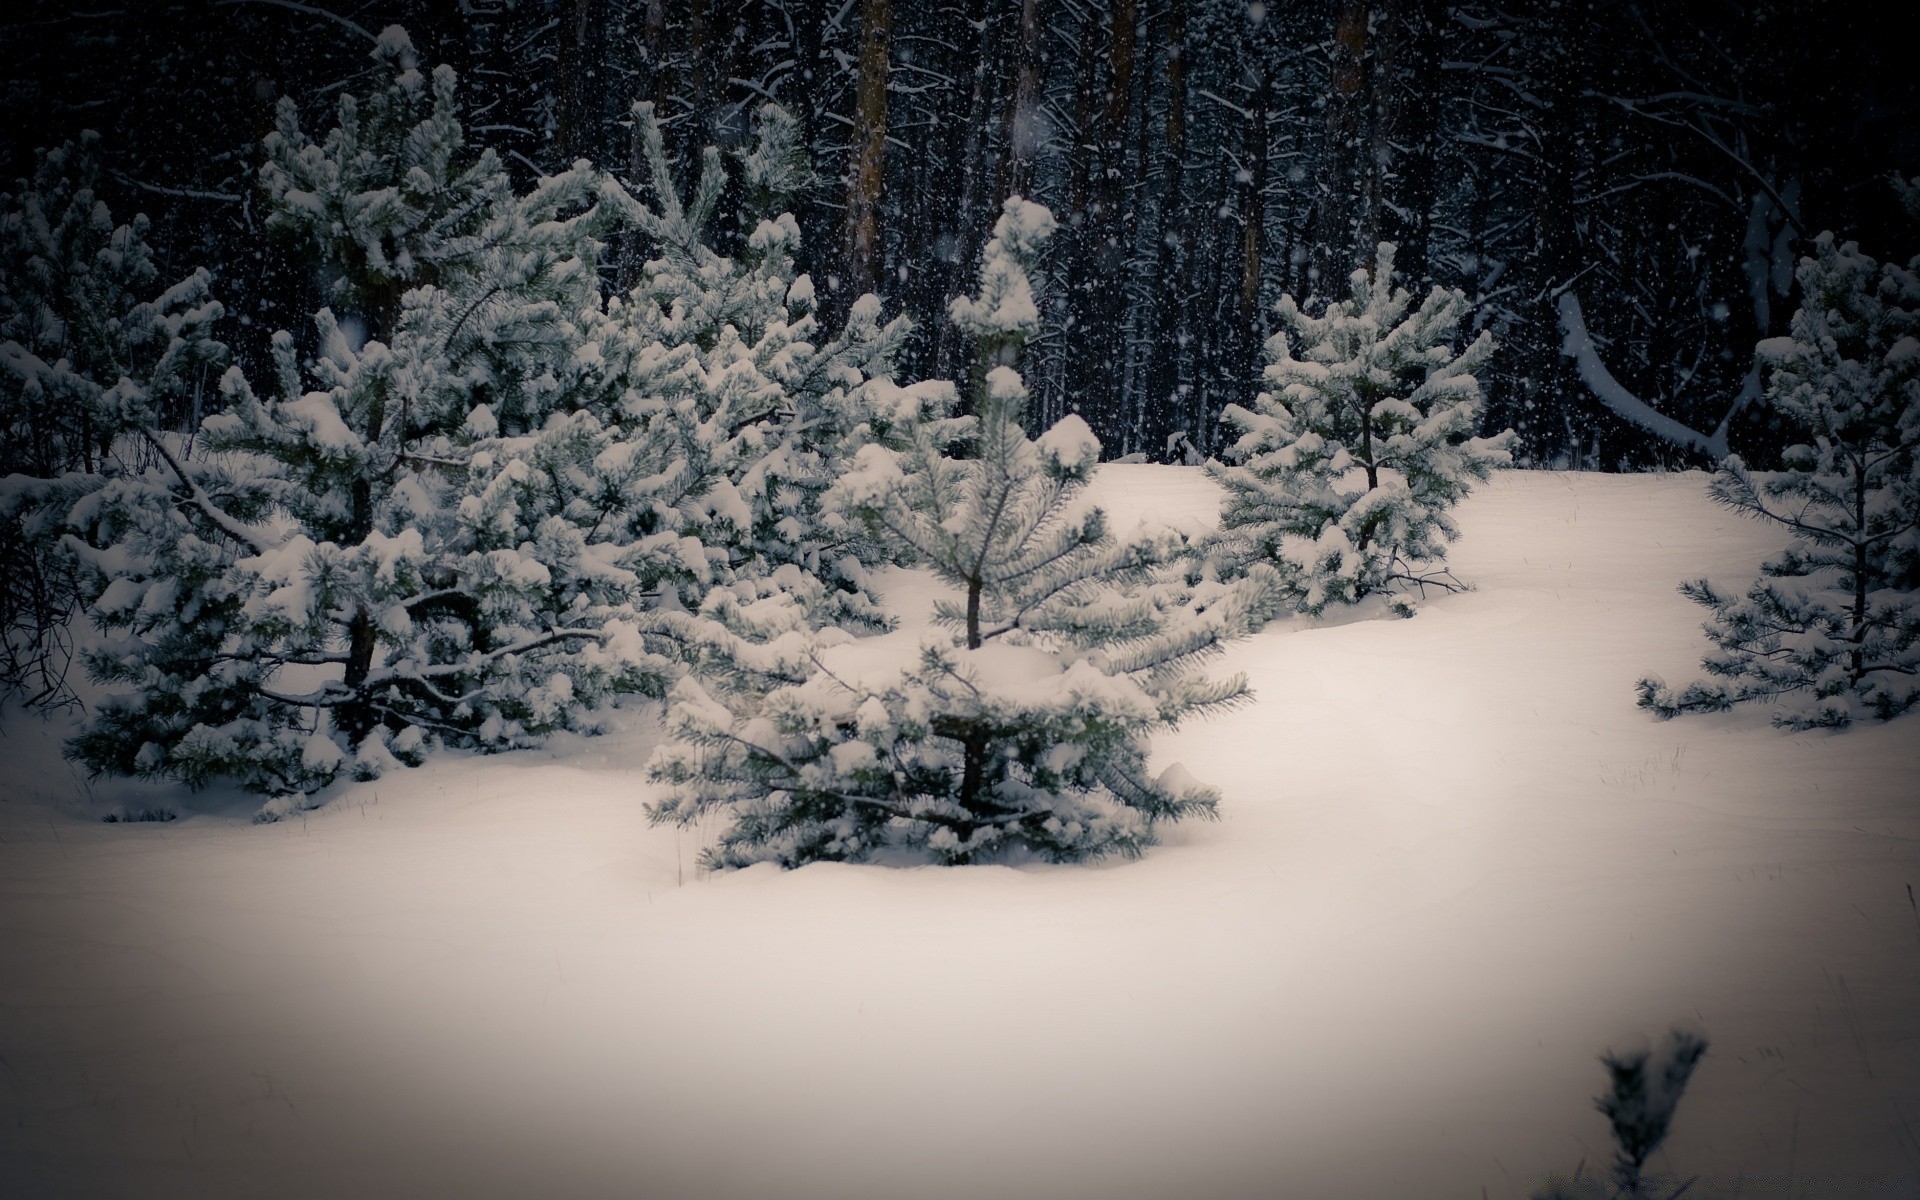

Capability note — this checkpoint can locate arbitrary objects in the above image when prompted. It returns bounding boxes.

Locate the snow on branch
[138,428,273,555]
[1557,291,1728,461]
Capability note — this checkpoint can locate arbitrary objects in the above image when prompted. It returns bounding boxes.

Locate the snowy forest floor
[2,468,1917,1199]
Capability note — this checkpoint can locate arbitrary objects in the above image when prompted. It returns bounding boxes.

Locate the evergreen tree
[0,133,224,708]
[1532,1028,1710,1200]
[61,30,673,795]
[1206,242,1512,617]
[1637,232,1920,729]
[647,199,1276,867]
[593,102,928,633]
[55,53,947,799]
[258,27,506,346]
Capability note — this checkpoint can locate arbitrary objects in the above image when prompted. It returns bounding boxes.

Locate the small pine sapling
[1638,233,1920,729]
[1208,242,1513,617]
[1532,1028,1709,1200]
[647,198,1276,867]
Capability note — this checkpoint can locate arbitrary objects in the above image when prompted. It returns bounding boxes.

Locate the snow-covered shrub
[259,27,509,339]
[1207,242,1513,617]
[646,199,1276,867]
[1638,233,1920,729]
[0,133,224,708]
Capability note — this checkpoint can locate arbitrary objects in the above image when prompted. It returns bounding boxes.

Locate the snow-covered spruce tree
[647,198,1276,867]
[1207,242,1513,617]
[62,30,676,795]
[0,133,224,708]
[1637,233,1920,729]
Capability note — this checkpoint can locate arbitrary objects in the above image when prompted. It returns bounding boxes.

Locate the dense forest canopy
[4,0,1917,468]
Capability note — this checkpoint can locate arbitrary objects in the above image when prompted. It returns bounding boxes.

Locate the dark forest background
[5,0,1917,468]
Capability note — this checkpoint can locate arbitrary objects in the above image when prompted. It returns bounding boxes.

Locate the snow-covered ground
[2,467,1916,1199]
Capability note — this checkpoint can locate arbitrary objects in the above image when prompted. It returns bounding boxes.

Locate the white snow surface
[3,466,1918,1199]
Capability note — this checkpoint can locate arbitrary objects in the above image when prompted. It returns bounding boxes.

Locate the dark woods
[4,0,1916,468]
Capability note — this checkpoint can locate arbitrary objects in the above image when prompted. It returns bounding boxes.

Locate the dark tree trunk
[1141,0,1191,458]
[1310,0,1372,299]
[1239,64,1269,337]
[552,0,596,165]
[1372,0,1445,287]
[933,0,997,386]
[1086,0,1139,449]
[1530,5,1586,464]
[995,0,1044,205]
[1054,14,1102,431]
[843,0,893,301]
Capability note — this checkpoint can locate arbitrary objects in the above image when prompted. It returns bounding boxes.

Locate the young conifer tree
[647,198,1276,867]
[56,49,948,799]
[591,102,932,632]
[1637,232,1920,729]
[61,29,672,795]
[0,134,225,707]
[1208,242,1512,617]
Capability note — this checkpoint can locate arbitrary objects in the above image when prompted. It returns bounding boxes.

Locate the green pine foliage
[646,199,1277,867]
[259,27,510,337]
[0,133,225,709]
[592,102,929,632]
[1208,242,1513,617]
[1638,232,1920,729]
[61,31,675,794]
[54,35,946,802]
[1532,1028,1709,1200]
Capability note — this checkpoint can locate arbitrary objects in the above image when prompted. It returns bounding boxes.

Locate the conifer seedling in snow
[647,198,1276,867]
[1208,242,1512,617]
[1638,232,1920,729]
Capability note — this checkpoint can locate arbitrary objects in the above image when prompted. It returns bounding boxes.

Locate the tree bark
[1142,0,1191,457]
[1310,0,1371,298]
[1088,0,1139,448]
[844,0,893,300]
[552,0,597,165]
[934,0,997,385]
[1240,64,1269,328]
[1373,0,1445,287]
[995,0,1044,205]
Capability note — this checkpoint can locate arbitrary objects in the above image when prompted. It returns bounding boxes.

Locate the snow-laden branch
[139,428,274,554]
[1556,292,1735,461]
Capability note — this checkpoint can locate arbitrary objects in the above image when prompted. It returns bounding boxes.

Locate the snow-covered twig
[139,428,272,554]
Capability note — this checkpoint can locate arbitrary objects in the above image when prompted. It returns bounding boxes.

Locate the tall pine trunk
[553,0,597,165]
[995,0,1044,205]
[933,0,997,386]
[1373,0,1445,287]
[1236,63,1270,399]
[1142,0,1190,457]
[1087,0,1138,449]
[1310,0,1370,299]
[844,0,893,301]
